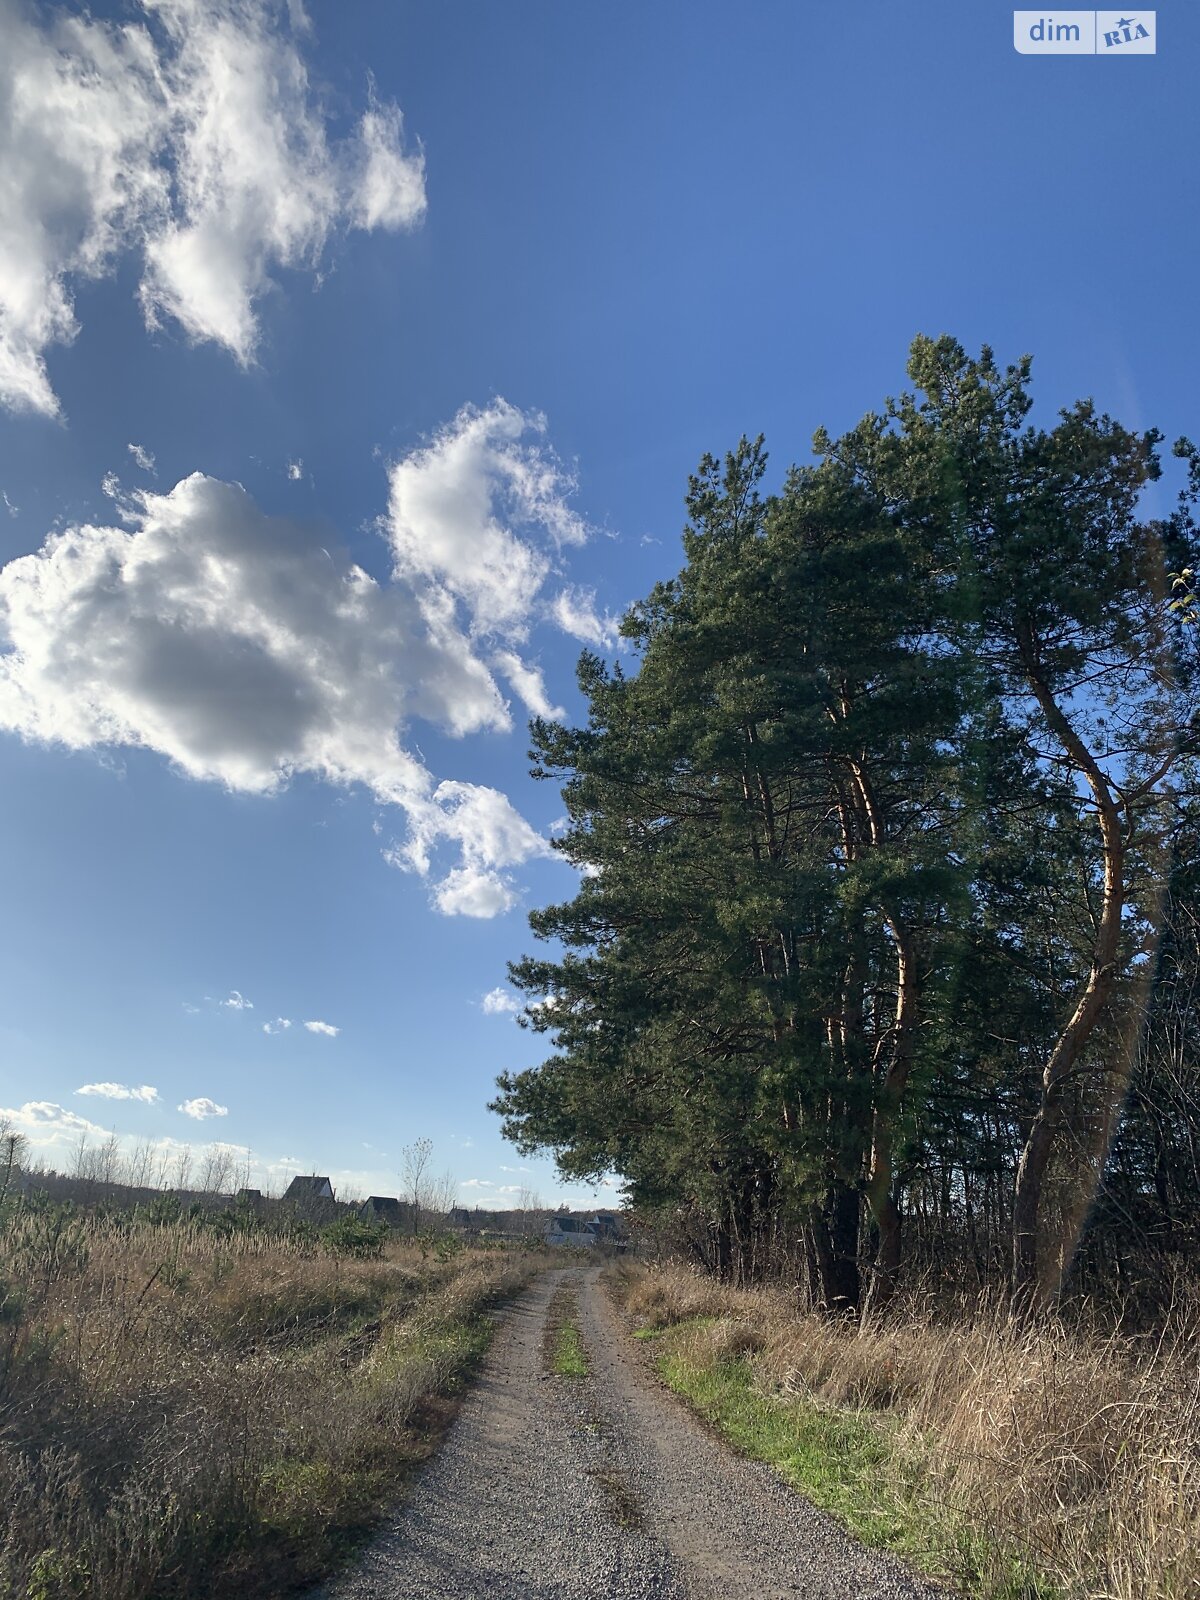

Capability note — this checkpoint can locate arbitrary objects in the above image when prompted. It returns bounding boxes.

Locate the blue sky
[0,0,1194,1205]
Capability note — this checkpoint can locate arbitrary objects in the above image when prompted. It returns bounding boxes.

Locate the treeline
[492,337,1200,1316]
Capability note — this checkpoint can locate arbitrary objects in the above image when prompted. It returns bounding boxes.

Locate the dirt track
[313,1265,947,1600]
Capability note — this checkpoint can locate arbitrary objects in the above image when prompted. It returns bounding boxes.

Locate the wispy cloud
[303,1019,339,1037]
[262,1017,292,1035]
[492,649,565,723]
[178,1096,228,1120]
[287,459,304,482]
[550,585,618,649]
[127,443,156,474]
[481,986,520,1016]
[76,1082,159,1103]
[221,991,253,1011]
[0,0,426,417]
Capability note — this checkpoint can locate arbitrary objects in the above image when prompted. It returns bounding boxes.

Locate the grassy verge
[544,1285,588,1377]
[0,1203,544,1599]
[645,1319,1048,1598]
[610,1263,1199,1600]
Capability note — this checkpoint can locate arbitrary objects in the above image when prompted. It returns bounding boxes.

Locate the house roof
[361,1195,407,1219]
[285,1175,333,1196]
[547,1215,590,1232]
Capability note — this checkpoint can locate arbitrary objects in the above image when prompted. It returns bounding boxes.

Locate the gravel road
[312,1265,949,1600]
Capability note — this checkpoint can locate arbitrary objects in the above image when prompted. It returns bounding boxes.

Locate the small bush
[321,1215,390,1259]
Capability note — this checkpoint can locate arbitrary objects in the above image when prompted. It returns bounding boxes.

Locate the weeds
[544,1285,588,1377]
[0,1199,540,1599]
[610,1262,1199,1600]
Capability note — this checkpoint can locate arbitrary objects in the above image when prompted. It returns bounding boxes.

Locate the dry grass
[611,1262,1200,1600]
[0,1205,541,1599]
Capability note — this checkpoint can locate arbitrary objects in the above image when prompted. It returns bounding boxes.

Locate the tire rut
[310,1265,950,1600]
[578,1270,949,1600]
[311,1267,688,1599]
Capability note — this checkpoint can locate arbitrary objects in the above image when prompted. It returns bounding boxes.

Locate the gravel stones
[310,1267,949,1600]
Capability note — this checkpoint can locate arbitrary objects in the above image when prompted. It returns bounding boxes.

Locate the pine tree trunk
[810,1190,861,1315]
[1011,640,1126,1311]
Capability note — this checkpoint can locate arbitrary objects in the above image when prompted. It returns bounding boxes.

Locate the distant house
[358,1195,411,1229]
[544,1215,599,1248]
[285,1175,335,1202]
[588,1211,622,1240]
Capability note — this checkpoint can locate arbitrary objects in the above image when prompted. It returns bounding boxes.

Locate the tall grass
[611,1263,1200,1600]
[0,1201,538,1599]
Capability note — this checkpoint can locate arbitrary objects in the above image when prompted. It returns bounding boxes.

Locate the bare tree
[172,1144,193,1192]
[516,1186,545,1236]
[70,1130,92,1181]
[123,1139,155,1190]
[197,1143,234,1196]
[427,1168,457,1225]
[151,1142,174,1190]
[0,1120,26,1205]
[400,1137,434,1232]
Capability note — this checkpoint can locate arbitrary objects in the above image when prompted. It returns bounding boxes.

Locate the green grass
[649,1321,1059,1600]
[245,1308,502,1584]
[551,1318,588,1377]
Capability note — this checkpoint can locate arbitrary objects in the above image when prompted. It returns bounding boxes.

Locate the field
[0,1196,539,1600]
[611,1262,1200,1600]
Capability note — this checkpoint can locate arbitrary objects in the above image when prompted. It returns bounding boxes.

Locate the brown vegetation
[611,1261,1200,1599]
[0,1200,539,1599]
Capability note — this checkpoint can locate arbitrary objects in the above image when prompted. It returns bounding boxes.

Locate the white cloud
[481,986,520,1016]
[76,1082,159,1103]
[492,649,565,723]
[0,382,603,917]
[2,493,18,518]
[303,1019,338,1036]
[348,96,427,233]
[385,778,552,917]
[128,443,156,474]
[460,1178,494,1189]
[178,1096,228,1120]
[263,1016,292,1034]
[432,865,518,919]
[386,400,586,640]
[286,459,303,481]
[0,472,546,912]
[221,990,254,1011]
[0,1100,107,1144]
[0,0,426,416]
[395,778,550,880]
[550,585,617,649]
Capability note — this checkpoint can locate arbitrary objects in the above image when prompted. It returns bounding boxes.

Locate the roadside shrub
[321,1215,389,1259]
